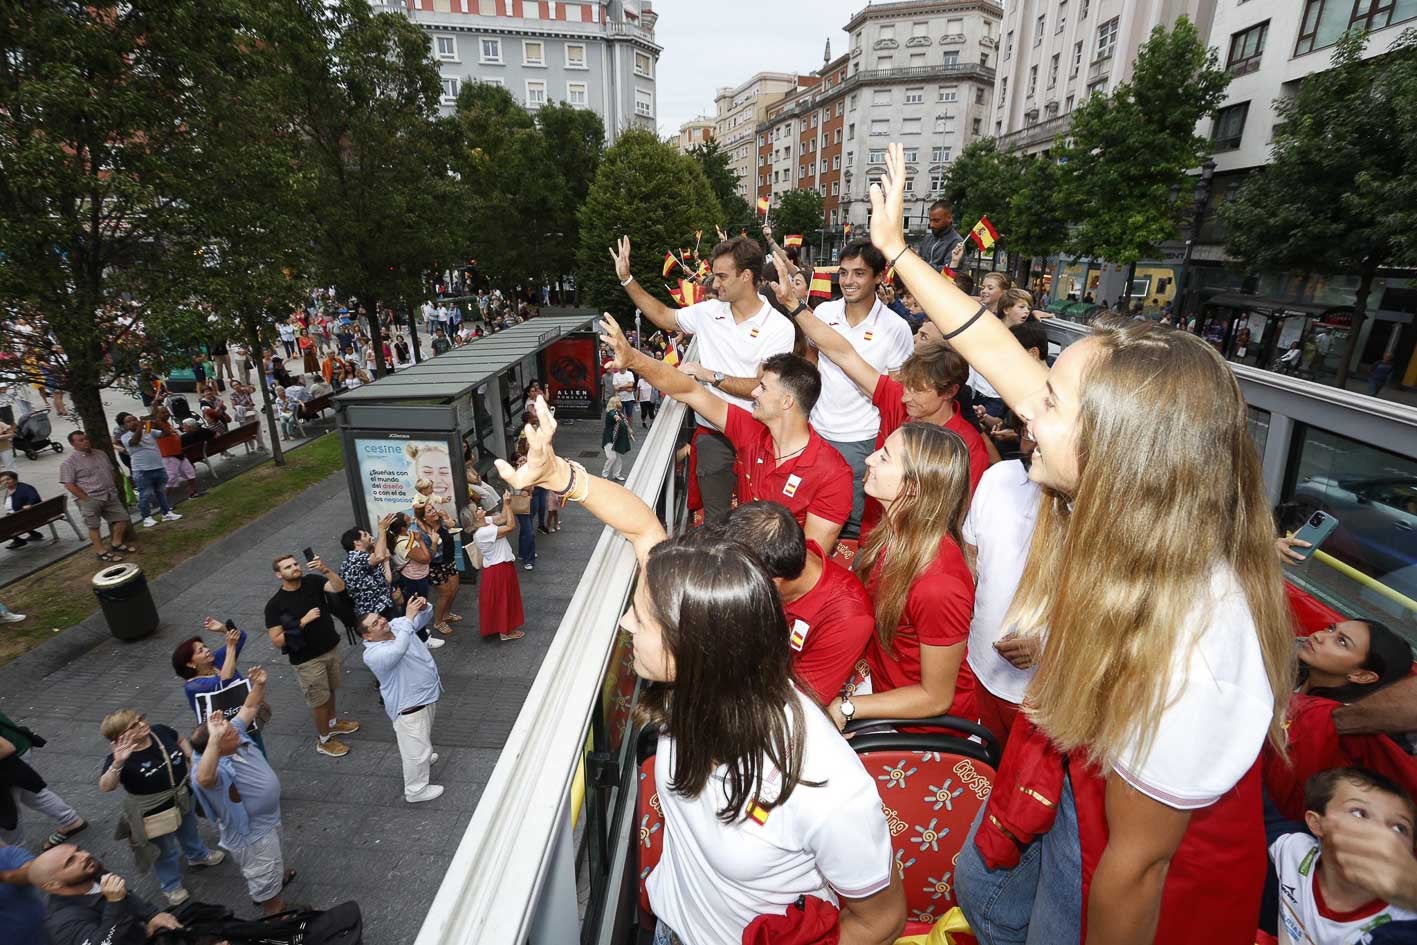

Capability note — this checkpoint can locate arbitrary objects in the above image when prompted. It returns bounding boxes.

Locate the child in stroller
[12,409,63,460]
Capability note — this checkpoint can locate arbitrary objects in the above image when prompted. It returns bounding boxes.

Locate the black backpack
[164,901,363,945]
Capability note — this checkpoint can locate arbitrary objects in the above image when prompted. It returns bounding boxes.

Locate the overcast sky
[652,0,865,137]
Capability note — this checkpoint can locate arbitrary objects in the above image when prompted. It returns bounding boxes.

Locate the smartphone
[225,618,237,632]
[302,546,316,563]
[1290,510,1340,561]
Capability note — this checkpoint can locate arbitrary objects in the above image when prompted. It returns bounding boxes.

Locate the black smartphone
[302,546,316,562]
[225,618,237,632]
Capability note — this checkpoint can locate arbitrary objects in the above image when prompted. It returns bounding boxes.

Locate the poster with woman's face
[354,436,458,524]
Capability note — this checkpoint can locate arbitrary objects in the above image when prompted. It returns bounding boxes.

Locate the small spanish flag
[863,330,874,342]
[843,222,853,238]
[756,197,770,215]
[662,251,678,278]
[789,619,809,651]
[784,234,803,248]
[679,278,705,306]
[666,283,685,307]
[969,215,999,252]
[663,346,680,366]
[695,260,710,280]
[748,800,770,825]
[809,267,835,301]
[942,266,956,278]
[750,327,760,338]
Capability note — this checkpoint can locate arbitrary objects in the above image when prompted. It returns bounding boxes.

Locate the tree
[0,0,275,458]
[1224,29,1417,386]
[286,0,460,377]
[688,138,760,244]
[771,190,825,249]
[944,139,1026,274]
[1006,157,1071,287]
[537,102,605,278]
[577,130,722,316]
[1053,17,1230,304]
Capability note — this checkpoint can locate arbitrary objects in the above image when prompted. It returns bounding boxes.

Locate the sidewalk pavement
[0,413,631,943]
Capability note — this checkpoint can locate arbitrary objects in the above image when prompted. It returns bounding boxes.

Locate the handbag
[509,491,532,515]
[141,738,184,839]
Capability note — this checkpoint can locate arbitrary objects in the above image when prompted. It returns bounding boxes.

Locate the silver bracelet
[620,275,634,287]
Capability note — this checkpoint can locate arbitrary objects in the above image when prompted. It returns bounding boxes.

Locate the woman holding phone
[867,144,1295,945]
[412,497,461,636]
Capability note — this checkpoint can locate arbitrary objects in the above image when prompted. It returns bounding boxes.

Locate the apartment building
[674,117,714,153]
[714,73,814,201]
[992,0,1217,155]
[383,0,662,140]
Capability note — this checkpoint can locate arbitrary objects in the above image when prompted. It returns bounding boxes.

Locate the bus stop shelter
[333,312,598,528]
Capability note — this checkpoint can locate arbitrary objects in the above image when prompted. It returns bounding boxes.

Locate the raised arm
[600,315,728,430]
[768,249,881,396]
[609,236,679,332]
[234,666,267,730]
[869,144,1046,410]
[497,397,667,565]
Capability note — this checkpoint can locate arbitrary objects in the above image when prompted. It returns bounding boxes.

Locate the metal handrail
[414,356,692,945]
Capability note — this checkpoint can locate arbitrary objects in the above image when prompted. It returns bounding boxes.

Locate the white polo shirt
[676,297,795,429]
[808,297,914,442]
[648,687,894,945]
[961,460,1042,705]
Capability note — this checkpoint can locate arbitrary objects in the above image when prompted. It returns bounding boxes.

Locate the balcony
[1088,53,1112,81]
[997,111,1073,152]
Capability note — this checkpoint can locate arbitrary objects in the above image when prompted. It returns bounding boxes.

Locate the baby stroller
[13,409,64,460]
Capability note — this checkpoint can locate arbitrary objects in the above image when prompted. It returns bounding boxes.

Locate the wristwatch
[710,371,725,389]
[839,695,855,725]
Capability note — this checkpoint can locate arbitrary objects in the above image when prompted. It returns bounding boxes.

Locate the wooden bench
[179,422,262,481]
[0,494,83,545]
[294,393,334,436]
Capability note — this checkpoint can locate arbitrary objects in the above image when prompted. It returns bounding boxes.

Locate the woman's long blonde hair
[1011,319,1294,767]
[853,422,973,653]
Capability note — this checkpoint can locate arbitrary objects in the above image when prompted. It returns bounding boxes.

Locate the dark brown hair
[897,342,967,396]
[709,236,765,286]
[171,637,203,679]
[761,353,821,415]
[637,535,810,823]
[1305,766,1416,820]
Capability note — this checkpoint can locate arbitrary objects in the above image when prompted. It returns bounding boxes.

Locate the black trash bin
[92,564,159,641]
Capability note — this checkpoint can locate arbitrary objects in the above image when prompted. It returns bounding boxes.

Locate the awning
[1204,293,1353,318]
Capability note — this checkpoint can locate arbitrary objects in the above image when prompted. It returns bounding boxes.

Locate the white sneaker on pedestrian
[194,850,226,867]
[162,512,182,522]
[406,784,444,804]
[141,516,158,528]
[0,612,26,623]
[165,887,191,906]
[523,562,534,571]
[431,753,439,764]
[426,637,445,649]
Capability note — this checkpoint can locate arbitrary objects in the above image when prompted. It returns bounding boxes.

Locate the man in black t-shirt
[264,553,359,758]
[31,845,183,945]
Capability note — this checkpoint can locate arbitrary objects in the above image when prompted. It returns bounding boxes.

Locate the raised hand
[714,225,727,242]
[111,729,140,766]
[494,396,561,491]
[100,873,127,903]
[247,666,268,688]
[224,627,241,649]
[769,250,802,312]
[950,239,966,268]
[868,143,909,258]
[608,236,632,283]
[598,314,635,372]
[204,616,224,633]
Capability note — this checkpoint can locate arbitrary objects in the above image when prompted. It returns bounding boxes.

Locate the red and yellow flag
[784,234,803,248]
[843,222,853,239]
[663,345,680,366]
[756,197,770,215]
[747,801,770,825]
[695,260,710,280]
[661,251,678,278]
[969,215,999,252]
[666,283,685,306]
[675,278,705,307]
[809,267,835,301]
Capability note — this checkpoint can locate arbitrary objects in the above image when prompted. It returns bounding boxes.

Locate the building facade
[993,0,1217,155]
[383,0,662,140]
[714,72,813,201]
[674,117,714,153]
[749,1,1001,258]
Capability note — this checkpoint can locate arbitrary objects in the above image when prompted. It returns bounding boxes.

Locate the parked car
[1290,475,1417,601]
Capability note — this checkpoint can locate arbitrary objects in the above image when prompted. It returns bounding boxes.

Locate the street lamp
[1175,158,1217,325]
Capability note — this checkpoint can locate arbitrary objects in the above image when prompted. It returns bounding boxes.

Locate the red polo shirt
[863,535,977,720]
[783,541,877,705]
[721,404,852,527]
[860,374,991,541]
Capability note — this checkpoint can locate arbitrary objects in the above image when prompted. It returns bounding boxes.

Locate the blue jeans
[516,514,535,565]
[532,487,548,529]
[151,804,211,892]
[134,467,172,518]
[956,771,1083,945]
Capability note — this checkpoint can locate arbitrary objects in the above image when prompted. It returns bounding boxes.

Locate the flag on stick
[843,222,853,238]
[679,278,706,306]
[756,196,770,216]
[662,251,678,278]
[784,234,803,248]
[809,267,835,301]
[666,283,685,306]
[969,216,999,252]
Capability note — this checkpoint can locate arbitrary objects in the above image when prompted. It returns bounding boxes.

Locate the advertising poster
[354,435,459,525]
[544,336,598,418]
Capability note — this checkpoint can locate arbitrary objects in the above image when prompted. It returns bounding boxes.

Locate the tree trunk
[407,302,424,364]
[361,294,388,379]
[1335,267,1373,389]
[245,311,285,465]
[69,382,116,469]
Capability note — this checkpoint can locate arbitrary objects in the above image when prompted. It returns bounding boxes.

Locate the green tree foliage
[688,139,761,242]
[1224,29,1417,386]
[285,0,460,375]
[578,130,722,316]
[537,102,606,276]
[0,0,275,455]
[943,139,1067,279]
[1054,18,1229,274]
[771,190,825,249]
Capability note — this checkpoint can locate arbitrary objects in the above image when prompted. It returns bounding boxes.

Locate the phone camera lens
[1309,512,1324,527]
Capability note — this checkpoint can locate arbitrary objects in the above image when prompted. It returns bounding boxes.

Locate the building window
[910,52,927,67]
[1298,0,1417,52]
[480,38,502,63]
[523,40,545,66]
[998,77,1007,103]
[567,81,588,106]
[878,55,894,69]
[1049,53,1060,87]
[1080,0,1090,17]
[833,155,841,169]
[902,117,922,135]
[904,87,924,104]
[1227,21,1268,75]
[635,88,654,117]
[879,24,896,39]
[868,148,886,163]
[903,147,919,162]
[972,117,982,135]
[848,123,855,137]
[1028,65,1038,96]
[942,50,959,67]
[1005,30,1014,59]
[940,85,958,103]
[565,43,587,69]
[435,36,457,61]
[945,17,964,36]
[912,20,928,36]
[1035,14,1046,44]
[873,89,892,106]
[1211,101,1248,150]
[850,93,858,111]
[834,128,842,143]
[1066,94,1075,111]
[634,51,653,77]
[1057,0,1068,33]
[1072,41,1083,76]
[981,51,990,67]
[869,118,890,135]
[931,146,947,161]
[525,80,546,107]
[930,172,946,191]
[836,101,844,116]
[1096,17,1119,60]
[440,76,459,104]
[832,182,840,196]
[936,114,955,133]
[976,87,986,104]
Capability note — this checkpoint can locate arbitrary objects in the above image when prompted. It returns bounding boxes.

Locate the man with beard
[916,199,962,271]
[28,844,182,945]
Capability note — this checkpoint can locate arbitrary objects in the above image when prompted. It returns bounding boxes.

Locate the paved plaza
[0,415,629,943]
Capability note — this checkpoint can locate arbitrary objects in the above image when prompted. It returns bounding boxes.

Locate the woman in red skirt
[471,492,525,642]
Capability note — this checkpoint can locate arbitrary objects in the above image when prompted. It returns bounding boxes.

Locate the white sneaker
[194,850,225,867]
[141,516,158,528]
[406,784,444,804]
[0,612,25,623]
[162,512,182,522]
[164,886,190,906]
[426,637,445,649]
[430,753,439,764]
